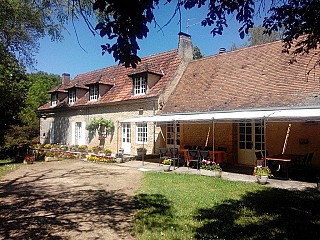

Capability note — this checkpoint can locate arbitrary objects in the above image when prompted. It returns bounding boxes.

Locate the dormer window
[89,85,99,101]
[51,93,58,107]
[68,89,76,104]
[134,76,146,96]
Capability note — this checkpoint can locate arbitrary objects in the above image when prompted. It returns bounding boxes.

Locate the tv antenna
[186,18,201,34]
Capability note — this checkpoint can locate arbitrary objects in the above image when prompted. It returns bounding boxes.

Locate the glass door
[121,123,131,154]
[238,120,265,166]
[166,123,180,149]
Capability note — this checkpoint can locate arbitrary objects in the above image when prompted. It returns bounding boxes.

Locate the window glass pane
[240,134,245,141]
[246,142,252,149]
[134,76,146,95]
[240,142,245,149]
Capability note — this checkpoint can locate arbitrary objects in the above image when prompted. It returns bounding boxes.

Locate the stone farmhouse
[39,33,320,172]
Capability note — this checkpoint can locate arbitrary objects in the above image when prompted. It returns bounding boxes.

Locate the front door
[75,122,82,145]
[121,123,131,154]
[238,120,265,165]
[166,123,180,149]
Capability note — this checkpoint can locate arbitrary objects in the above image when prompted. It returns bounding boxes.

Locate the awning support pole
[264,117,267,166]
[212,119,215,161]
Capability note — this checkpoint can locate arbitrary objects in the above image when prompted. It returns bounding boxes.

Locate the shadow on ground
[0,165,137,239]
[195,188,320,240]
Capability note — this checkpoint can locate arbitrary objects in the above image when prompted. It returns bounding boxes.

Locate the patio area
[119,160,318,191]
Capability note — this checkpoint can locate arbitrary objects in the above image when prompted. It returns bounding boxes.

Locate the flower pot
[163,164,171,172]
[257,175,268,185]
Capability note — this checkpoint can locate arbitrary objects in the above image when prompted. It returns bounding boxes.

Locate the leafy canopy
[90,0,320,68]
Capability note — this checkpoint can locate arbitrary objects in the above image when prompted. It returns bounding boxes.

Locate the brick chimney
[62,73,70,85]
[178,32,193,62]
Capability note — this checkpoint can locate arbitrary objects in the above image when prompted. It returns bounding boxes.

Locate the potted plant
[91,146,101,154]
[104,148,112,156]
[137,147,147,157]
[253,166,272,185]
[201,161,222,178]
[162,158,172,172]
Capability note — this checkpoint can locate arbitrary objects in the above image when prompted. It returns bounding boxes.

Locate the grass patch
[134,172,320,239]
[0,159,21,178]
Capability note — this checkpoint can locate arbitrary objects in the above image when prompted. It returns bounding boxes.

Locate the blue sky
[32,3,264,79]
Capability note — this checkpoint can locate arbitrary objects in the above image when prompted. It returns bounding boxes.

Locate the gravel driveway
[0,160,143,239]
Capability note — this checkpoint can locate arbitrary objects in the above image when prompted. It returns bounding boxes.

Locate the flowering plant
[253,166,272,177]
[162,158,172,165]
[24,155,35,163]
[43,144,52,149]
[78,145,88,152]
[201,160,222,172]
[45,150,61,157]
[86,155,116,163]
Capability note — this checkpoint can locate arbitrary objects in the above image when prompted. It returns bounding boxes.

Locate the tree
[248,25,281,47]
[0,0,93,68]
[193,46,204,60]
[20,72,60,126]
[230,25,281,51]
[89,0,320,68]
[0,46,28,145]
[3,72,61,147]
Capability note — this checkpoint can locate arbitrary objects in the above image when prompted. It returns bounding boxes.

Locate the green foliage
[134,172,320,239]
[193,46,204,60]
[253,166,273,177]
[91,1,319,67]
[86,117,114,135]
[20,72,60,125]
[0,46,28,145]
[202,163,222,171]
[230,25,281,51]
[0,159,21,178]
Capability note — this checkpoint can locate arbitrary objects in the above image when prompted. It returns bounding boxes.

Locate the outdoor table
[265,154,298,179]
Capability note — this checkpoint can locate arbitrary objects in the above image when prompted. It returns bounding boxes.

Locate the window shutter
[71,122,75,145]
[80,121,86,145]
[49,122,54,144]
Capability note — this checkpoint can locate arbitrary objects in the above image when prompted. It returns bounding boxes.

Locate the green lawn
[133,172,320,240]
[0,159,21,178]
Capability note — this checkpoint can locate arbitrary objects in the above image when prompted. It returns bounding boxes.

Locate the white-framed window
[68,89,76,104]
[89,85,99,101]
[136,123,147,143]
[134,76,146,96]
[51,93,57,107]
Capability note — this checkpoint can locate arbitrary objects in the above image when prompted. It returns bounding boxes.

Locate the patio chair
[306,152,314,167]
[199,150,210,161]
[188,150,200,170]
[170,148,183,168]
[159,148,169,166]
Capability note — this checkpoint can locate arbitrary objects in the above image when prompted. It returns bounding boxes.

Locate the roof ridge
[73,49,178,79]
[192,39,283,63]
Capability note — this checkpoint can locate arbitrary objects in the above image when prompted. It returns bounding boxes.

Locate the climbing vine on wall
[86,118,114,136]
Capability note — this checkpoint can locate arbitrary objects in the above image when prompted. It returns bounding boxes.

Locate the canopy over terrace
[121,108,320,165]
[120,108,320,123]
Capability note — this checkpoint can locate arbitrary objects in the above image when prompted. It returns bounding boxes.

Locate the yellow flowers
[86,155,116,163]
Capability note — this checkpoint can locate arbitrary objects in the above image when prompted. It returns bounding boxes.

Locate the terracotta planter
[163,164,171,172]
[257,175,268,185]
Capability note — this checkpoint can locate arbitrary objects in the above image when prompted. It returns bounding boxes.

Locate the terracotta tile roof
[162,40,320,114]
[39,49,182,111]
